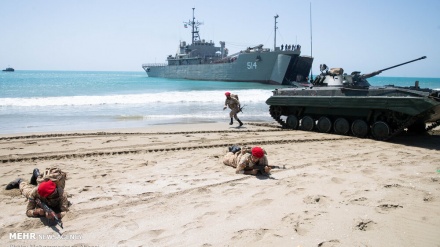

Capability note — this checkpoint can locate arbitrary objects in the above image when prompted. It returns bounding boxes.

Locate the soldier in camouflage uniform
[5,167,69,219]
[223,146,271,175]
[223,92,243,127]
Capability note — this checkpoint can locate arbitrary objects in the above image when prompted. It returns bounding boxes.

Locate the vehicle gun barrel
[377,56,426,73]
[361,56,426,79]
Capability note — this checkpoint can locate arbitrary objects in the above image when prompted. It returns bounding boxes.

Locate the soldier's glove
[34,208,45,216]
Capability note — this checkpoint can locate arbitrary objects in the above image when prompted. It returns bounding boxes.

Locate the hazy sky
[1,0,439,77]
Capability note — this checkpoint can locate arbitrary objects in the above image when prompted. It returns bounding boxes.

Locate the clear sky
[1,0,439,77]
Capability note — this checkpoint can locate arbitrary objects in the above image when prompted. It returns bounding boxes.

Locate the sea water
[1,70,439,134]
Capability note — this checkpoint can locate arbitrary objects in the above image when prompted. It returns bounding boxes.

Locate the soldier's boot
[30,168,40,186]
[237,119,243,127]
[229,118,233,125]
[5,178,22,190]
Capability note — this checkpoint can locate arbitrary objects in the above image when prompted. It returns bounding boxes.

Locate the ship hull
[143,51,312,85]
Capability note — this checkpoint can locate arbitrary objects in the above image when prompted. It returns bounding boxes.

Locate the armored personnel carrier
[266,56,440,140]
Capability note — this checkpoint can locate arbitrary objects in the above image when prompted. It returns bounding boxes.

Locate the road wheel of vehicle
[317,116,332,133]
[270,106,283,119]
[334,118,350,135]
[301,116,315,131]
[371,121,390,140]
[351,119,368,138]
[286,115,299,129]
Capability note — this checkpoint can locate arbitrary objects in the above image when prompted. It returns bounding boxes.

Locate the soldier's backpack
[231,94,239,101]
[36,167,67,189]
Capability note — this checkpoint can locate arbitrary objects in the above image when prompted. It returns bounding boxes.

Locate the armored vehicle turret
[266,56,440,140]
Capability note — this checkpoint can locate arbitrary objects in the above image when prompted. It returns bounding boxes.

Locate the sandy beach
[0,122,439,247]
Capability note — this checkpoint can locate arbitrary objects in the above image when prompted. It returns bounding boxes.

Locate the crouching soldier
[223,146,271,175]
[6,168,69,221]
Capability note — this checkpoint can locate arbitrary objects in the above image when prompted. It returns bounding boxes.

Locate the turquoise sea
[1,70,440,134]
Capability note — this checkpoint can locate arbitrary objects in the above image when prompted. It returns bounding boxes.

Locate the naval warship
[142,8,313,85]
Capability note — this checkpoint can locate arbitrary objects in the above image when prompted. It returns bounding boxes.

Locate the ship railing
[142,63,168,67]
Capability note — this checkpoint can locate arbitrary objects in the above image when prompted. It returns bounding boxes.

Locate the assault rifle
[35,198,63,229]
[239,104,246,113]
[253,164,285,175]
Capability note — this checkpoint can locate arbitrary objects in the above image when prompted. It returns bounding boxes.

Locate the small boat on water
[2,67,14,72]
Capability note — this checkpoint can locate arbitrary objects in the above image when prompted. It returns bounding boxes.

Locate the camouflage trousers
[229,107,240,120]
[19,181,35,199]
[223,152,238,168]
[223,151,251,173]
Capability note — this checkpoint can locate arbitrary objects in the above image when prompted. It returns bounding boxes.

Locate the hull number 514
[247,62,257,69]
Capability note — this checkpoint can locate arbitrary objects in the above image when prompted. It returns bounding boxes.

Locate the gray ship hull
[143,51,313,85]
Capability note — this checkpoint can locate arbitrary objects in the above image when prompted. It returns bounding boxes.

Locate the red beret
[225,92,231,96]
[251,146,265,158]
[37,180,56,198]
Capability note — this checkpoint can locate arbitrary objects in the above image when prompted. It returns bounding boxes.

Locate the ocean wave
[0,89,273,107]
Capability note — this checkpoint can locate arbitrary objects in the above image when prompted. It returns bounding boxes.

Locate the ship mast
[184,8,203,44]
[274,14,279,51]
[309,2,313,82]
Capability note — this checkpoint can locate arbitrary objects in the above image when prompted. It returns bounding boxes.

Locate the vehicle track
[0,124,351,163]
[0,122,283,142]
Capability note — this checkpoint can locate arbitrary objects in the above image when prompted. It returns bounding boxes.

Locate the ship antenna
[191,8,196,44]
[274,14,279,51]
[309,2,313,82]
[184,8,203,45]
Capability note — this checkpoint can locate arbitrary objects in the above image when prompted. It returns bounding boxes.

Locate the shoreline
[0,120,255,138]
[0,116,274,136]
[1,123,439,246]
